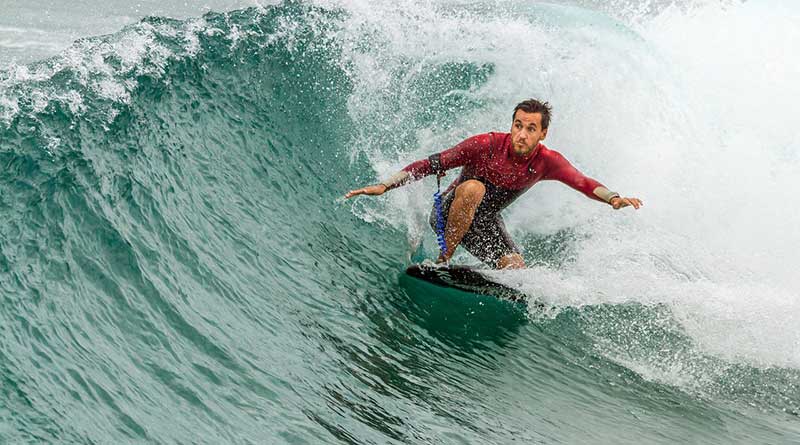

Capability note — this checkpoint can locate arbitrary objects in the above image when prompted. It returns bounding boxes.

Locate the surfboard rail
[405,263,527,303]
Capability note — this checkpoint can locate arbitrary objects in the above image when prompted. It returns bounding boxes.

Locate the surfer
[345,99,642,269]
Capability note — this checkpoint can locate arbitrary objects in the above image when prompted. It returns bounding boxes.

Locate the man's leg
[462,214,525,269]
[438,180,486,263]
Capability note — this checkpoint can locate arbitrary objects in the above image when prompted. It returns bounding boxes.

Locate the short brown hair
[512,99,552,129]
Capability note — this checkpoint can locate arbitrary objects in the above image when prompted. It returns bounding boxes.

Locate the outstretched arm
[344,133,491,199]
[545,151,643,209]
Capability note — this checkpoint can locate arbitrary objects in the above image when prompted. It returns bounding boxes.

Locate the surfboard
[405,263,527,303]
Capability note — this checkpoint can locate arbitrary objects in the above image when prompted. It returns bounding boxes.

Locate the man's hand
[345,184,388,199]
[610,196,643,210]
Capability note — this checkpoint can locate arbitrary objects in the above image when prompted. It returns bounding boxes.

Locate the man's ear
[541,128,548,140]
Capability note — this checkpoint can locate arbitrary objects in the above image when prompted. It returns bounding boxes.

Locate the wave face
[1,1,799,443]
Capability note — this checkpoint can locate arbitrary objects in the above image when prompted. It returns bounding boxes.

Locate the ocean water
[1,0,799,443]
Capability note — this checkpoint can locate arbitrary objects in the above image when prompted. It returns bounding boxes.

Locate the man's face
[510,110,548,157]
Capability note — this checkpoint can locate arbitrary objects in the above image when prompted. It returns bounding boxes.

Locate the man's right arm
[345,134,491,199]
[374,133,492,192]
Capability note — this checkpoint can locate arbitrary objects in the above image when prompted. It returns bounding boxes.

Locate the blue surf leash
[433,174,447,257]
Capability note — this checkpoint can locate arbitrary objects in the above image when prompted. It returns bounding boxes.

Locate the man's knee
[455,179,486,203]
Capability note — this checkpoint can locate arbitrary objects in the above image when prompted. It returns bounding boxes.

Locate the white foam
[0,14,227,127]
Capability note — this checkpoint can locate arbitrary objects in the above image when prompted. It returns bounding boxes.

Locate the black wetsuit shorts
[429,180,521,267]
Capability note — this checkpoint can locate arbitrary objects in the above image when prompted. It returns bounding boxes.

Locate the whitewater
[1,0,798,443]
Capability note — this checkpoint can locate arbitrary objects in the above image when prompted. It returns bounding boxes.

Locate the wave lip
[0,16,209,129]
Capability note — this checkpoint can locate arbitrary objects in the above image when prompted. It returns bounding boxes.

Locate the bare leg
[438,180,486,263]
[497,253,525,269]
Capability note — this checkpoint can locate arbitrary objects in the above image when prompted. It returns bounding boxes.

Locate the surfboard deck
[405,263,527,303]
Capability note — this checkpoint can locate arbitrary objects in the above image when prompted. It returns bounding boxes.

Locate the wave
[0,1,798,443]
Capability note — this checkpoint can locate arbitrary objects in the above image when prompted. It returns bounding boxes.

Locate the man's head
[510,99,551,156]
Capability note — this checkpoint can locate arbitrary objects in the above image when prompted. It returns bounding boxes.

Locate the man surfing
[345,99,642,269]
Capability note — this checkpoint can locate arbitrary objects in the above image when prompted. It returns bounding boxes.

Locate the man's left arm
[545,152,643,210]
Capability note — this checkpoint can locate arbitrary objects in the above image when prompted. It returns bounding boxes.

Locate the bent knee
[455,179,486,200]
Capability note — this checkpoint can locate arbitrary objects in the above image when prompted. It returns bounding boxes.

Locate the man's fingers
[611,197,645,210]
[345,188,364,199]
[621,198,643,209]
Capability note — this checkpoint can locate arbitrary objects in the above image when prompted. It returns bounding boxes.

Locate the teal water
[1,1,799,443]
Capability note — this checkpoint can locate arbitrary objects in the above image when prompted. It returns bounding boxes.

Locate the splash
[332,0,800,373]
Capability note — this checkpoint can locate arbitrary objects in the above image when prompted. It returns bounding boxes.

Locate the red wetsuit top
[400,132,609,215]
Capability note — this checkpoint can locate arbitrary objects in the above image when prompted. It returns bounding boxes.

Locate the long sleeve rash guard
[389,132,617,214]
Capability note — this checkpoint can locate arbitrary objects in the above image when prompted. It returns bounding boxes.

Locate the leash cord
[433,175,447,257]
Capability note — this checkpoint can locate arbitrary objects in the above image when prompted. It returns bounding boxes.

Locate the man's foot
[497,253,525,269]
